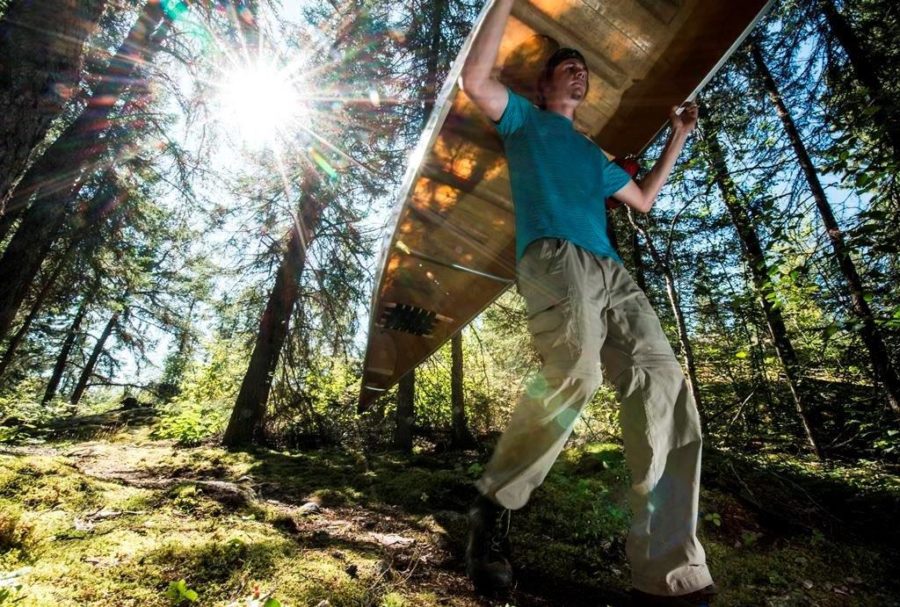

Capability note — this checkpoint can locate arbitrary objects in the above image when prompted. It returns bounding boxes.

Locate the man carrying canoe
[459,0,715,605]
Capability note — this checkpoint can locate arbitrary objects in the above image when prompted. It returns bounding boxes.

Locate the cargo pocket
[518,240,582,365]
[518,240,569,325]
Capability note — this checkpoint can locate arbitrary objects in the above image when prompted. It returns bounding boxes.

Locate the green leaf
[263,599,282,607]
[735,350,750,359]
[165,580,187,600]
[165,579,198,603]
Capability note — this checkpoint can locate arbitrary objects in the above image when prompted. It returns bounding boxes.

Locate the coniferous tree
[817,0,900,164]
[749,36,900,417]
[223,0,406,446]
[70,307,122,405]
[42,288,94,404]
[0,1,171,341]
[224,172,325,446]
[0,0,109,211]
[700,117,824,459]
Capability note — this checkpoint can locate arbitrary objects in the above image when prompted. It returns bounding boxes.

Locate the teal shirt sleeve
[599,153,632,199]
[494,88,531,138]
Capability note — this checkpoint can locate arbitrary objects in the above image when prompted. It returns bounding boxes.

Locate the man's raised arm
[460,0,514,122]
[611,102,699,214]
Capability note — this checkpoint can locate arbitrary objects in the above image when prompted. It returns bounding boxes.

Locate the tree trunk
[0,0,108,212]
[750,40,900,417]
[450,330,476,448]
[0,252,69,379]
[630,228,649,293]
[0,208,18,248]
[43,294,91,404]
[395,370,415,452]
[818,0,900,162]
[703,126,824,459]
[628,214,706,420]
[223,189,324,448]
[70,309,121,405]
[0,206,17,246]
[0,1,167,342]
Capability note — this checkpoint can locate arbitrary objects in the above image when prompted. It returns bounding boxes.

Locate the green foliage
[380,593,408,607]
[172,484,202,513]
[273,356,363,448]
[0,586,25,605]
[0,378,67,438]
[703,511,722,528]
[300,359,357,409]
[3,431,899,605]
[152,337,247,445]
[178,338,249,404]
[153,400,228,447]
[165,579,199,604]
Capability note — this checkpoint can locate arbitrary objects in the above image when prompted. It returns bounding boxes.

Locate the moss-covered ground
[0,407,898,606]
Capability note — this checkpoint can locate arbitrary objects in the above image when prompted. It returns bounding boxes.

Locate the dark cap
[544,47,587,73]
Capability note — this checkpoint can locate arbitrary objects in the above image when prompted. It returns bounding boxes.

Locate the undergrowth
[0,414,897,606]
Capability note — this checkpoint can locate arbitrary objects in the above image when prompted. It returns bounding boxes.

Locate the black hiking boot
[465,493,514,593]
[631,584,719,607]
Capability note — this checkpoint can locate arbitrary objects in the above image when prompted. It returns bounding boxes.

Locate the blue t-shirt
[495,89,632,262]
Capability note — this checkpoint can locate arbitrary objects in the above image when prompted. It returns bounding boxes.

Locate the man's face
[543,58,588,105]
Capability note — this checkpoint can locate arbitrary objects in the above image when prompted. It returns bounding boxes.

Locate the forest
[0,0,898,605]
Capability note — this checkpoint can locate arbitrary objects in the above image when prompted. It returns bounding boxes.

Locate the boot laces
[489,507,511,555]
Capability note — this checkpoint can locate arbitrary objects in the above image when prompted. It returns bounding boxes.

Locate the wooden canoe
[359,0,773,409]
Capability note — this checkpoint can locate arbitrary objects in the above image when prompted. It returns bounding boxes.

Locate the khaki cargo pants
[475,238,712,596]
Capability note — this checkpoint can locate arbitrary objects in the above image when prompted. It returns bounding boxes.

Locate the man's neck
[543,100,577,121]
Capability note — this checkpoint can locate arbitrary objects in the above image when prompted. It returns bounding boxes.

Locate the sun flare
[215,59,306,148]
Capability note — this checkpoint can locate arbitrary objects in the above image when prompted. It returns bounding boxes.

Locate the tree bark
[703,126,824,459]
[630,227,649,293]
[750,40,900,417]
[818,0,900,162]
[395,370,415,452]
[0,0,109,212]
[43,293,91,404]
[70,308,121,405]
[223,188,324,448]
[628,213,706,420]
[0,206,19,246]
[450,330,476,448]
[0,1,167,342]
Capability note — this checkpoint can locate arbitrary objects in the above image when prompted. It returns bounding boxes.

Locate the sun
[215,58,307,148]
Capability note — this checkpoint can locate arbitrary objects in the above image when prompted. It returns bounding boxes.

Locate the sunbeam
[214,58,308,149]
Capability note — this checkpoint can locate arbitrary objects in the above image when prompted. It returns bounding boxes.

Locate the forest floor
[0,406,898,607]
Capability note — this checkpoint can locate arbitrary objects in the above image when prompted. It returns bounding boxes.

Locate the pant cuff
[631,564,713,596]
[474,477,525,510]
